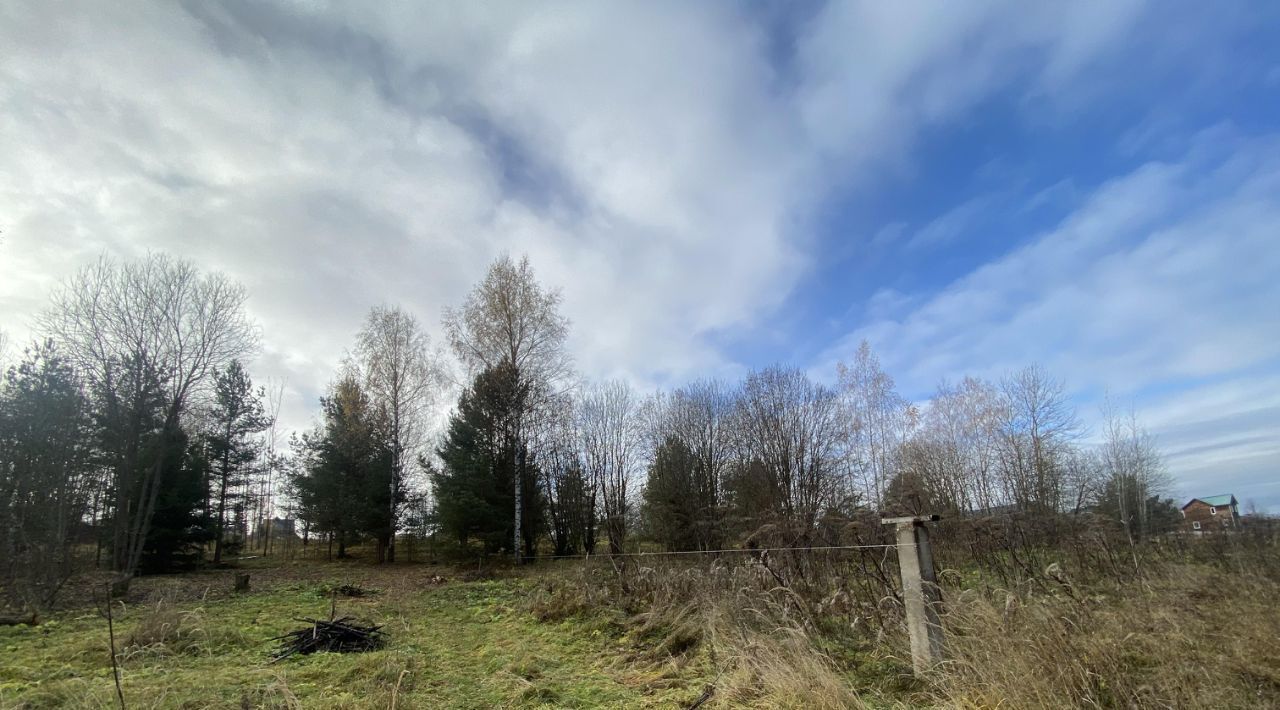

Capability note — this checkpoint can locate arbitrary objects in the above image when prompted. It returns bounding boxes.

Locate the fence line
[530,543,909,561]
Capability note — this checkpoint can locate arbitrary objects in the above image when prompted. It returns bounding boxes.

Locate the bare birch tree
[252,377,286,555]
[443,255,571,562]
[1100,398,1169,538]
[997,365,1079,514]
[645,379,736,549]
[736,366,848,538]
[354,305,439,563]
[1062,447,1105,515]
[528,390,594,555]
[911,377,1006,514]
[578,380,643,555]
[838,341,914,509]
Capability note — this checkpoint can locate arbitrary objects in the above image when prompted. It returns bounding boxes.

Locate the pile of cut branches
[272,617,386,660]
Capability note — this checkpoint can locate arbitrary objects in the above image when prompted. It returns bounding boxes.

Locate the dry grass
[119,602,249,660]
[1,564,709,708]
[522,530,1280,709]
[5,533,1277,708]
[934,564,1280,708]
[526,560,892,708]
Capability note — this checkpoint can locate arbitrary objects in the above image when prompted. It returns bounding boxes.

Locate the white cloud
[0,1,813,433]
[905,195,996,251]
[795,0,1148,173]
[3,0,1260,473]
[0,1,1159,432]
[819,131,1280,508]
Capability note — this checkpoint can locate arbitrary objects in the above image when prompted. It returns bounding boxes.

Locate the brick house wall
[1181,499,1238,533]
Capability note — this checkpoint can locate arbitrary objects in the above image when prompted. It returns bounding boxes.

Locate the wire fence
[532,543,909,561]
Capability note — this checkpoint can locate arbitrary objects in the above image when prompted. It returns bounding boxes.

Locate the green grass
[10,550,1273,709]
[0,567,713,709]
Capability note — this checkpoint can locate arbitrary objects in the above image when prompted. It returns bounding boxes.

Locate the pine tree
[0,340,95,607]
[205,360,269,564]
[90,354,165,573]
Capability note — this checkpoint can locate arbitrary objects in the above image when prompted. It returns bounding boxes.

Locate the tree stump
[110,576,131,598]
[234,573,250,592]
[0,611,38,627]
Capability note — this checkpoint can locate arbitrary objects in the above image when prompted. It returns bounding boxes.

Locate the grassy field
[3,543,1279,709]
[0,561,721,709]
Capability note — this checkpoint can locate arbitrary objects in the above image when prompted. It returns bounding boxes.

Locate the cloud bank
[1,1,1276,506]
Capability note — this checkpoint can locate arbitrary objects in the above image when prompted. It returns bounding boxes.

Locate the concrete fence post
[882,514,944,675]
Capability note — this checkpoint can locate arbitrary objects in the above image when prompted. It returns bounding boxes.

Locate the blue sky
[1,2,1278,509]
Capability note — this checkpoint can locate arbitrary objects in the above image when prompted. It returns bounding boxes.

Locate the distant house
[259,517,301,540]
[1181,494,1239,534]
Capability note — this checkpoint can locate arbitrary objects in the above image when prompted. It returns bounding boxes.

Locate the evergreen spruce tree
[138,427,213,573]
[291,377,395,558]
[432,362,544,555]
[0,340,95,606]
[640,436,700,551]
[205,360,269,563]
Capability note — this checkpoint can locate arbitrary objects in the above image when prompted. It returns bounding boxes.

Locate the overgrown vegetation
[525,519,1280,708]
[0,520,1276,708]
[938,565,1280,707]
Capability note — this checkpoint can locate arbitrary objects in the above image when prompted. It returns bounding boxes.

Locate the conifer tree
[291,377,394,558]
[640,436,700,551]
[0,341,95,607]
[205,360,270,563]
[432,362,544,554]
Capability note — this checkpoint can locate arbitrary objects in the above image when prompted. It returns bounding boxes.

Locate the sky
[2,2,1278,510]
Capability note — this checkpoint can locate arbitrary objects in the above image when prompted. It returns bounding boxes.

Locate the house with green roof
[1180,494,1239,534]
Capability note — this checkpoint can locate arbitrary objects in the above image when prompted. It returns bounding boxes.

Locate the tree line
[428,345,1176,562]
[375,255,1176,562]
[0,251,1176,611]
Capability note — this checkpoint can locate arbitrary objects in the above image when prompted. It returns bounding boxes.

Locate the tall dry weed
[529,558,898,707]
[934,564,1280,708]
[119,602,247,660]
[524,523,1279,708]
